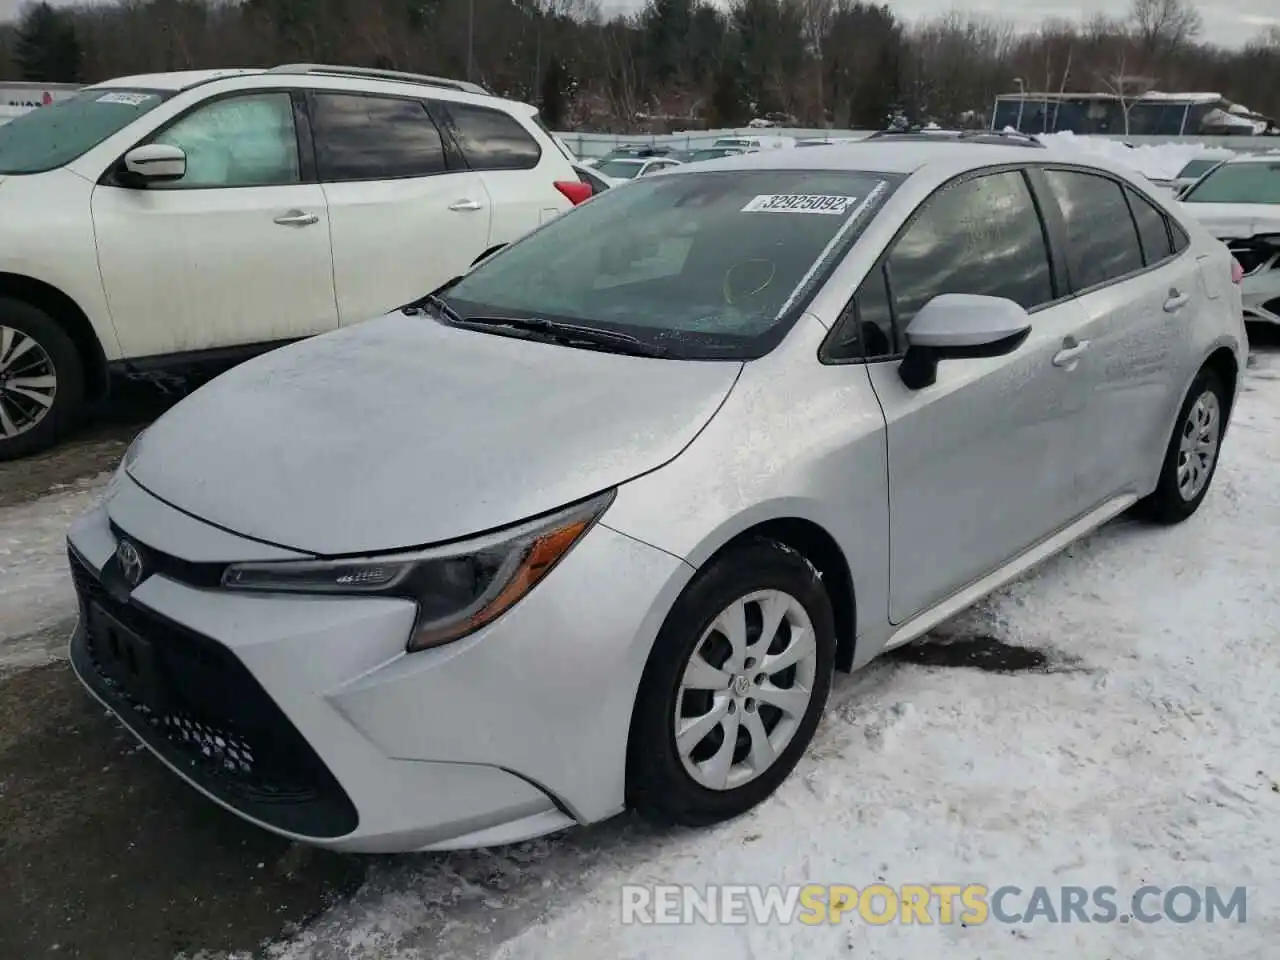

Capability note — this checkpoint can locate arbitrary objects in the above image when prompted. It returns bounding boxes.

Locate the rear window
[0,88,169,175]
[1182,162,1280,204]
[596,159,645,179]
[442,169,899,360]
[438,102,541,171]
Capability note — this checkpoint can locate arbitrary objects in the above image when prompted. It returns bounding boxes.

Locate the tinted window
[440,103,540,170]
[0,88,168,175]
[832,263,894,360]
[442,170,898,360]
[1126,187,1174,265]
[312,94,446,181]
[887,170,1054,330]
[1171,220,1190,253]
[1044,170,1144,289]
[153,93,299,188]
[1182,161,1280,204]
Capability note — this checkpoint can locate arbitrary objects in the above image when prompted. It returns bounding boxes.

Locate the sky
[0,0,1275,47]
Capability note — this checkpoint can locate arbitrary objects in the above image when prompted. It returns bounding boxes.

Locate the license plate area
[86,602,166,709]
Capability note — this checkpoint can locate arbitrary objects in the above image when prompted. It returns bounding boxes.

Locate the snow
[1035,131,1238,181]
[250,346,1280,959]
[0,474,108,668]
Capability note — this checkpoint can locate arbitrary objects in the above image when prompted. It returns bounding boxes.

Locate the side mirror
[121,143,187,186]
[898,293,1031,390]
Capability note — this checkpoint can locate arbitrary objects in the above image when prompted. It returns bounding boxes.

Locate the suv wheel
[0,297,85,462]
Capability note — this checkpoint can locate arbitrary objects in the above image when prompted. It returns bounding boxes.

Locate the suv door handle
[1052,338,1091,369]
[448,198,484,212]
[1164,289,1191,312]
[273,210,319,226]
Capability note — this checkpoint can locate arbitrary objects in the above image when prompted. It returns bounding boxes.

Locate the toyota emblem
[117,539,145,588]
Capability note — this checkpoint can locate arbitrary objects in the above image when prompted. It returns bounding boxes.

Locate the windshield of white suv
[1181,161,1280,205]
[0,88,170,175]
[441,168,899,360]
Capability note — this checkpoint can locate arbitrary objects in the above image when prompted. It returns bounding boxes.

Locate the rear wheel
[0,298,84,462]
[1135,367,1227,524]
[627,538,835,826]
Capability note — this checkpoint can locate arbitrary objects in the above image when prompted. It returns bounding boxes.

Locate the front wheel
[626,538,835,827]
[1135,367,1227,524]
[0,298,85,462]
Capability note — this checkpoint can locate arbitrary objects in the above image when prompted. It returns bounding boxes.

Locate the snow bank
[0,475,107,667]
[1036,130,1237,181]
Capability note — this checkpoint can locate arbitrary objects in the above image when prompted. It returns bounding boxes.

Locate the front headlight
[222,490,615,652]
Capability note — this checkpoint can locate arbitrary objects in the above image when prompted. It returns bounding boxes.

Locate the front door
[92,90,338,358]
[857,168,1096,624]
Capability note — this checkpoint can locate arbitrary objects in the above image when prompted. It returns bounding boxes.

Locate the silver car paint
[125,312,742,554]
[68,143,1247,852]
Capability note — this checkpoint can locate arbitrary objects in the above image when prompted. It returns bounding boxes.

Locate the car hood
[126,312,742,555]
[1180,202,1280,239]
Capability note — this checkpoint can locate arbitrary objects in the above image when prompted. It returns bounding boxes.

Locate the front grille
[68,548,359,838]
[108,520,227,588]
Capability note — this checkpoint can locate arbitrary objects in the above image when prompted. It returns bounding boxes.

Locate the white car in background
[1178,153,1280,325]
[712,135,795,152]
[593,155,683,184]
[0,63,583,460]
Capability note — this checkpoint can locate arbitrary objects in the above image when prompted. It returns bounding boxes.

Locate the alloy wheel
[1176,389,1220,502]
[674,589,819,791]
[0,325,58,440]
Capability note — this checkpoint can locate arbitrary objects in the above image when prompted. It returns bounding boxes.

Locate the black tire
[626,537,836,827]
[1135,366,1228,525]
[0,297,85,462]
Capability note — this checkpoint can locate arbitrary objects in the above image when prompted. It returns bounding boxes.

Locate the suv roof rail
[267,63,490,96]
[866,128,1045,148]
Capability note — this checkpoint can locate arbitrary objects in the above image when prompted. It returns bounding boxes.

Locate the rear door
[1033,168,1192,510]
[433,100,572,239]
[852,168,1096,624]
[310,91,491,324]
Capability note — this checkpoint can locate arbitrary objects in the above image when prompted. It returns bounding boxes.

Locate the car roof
[1223,152,1280,165]
[664,140,1113,177]
[90,69,262,91]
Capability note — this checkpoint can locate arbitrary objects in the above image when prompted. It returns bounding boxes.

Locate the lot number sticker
[741,194,859,214]
[96,92,156,107]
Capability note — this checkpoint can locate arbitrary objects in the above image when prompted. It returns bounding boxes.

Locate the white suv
[0,64,585,459]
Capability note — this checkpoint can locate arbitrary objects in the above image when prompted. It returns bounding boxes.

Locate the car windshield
[596,159,646,179]
[442,168,899,360]
[1177,159,1220,179]
[0,88,170,175]
[1182,162,1280,204]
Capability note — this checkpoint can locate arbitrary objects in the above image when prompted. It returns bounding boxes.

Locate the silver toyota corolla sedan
[67,142,1247,853]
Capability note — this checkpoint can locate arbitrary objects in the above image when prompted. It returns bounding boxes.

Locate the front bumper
[66,479,692,852]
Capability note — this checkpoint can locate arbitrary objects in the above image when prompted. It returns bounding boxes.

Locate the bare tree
[1129,0,1202,58]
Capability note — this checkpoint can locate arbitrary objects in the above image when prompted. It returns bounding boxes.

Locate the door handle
[1052,338,1091,369]
[1163,289,1191,313]
[448,198,484,212]
[273,210,319,226]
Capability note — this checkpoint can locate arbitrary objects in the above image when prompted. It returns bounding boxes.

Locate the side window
[1043,170,1145,289]
[439,102,541,171]
[151,92,299,188]
[1170,219,1190,254]
[887,170,1054,331]
[311,94,447,182]
[1124,186,1175,265]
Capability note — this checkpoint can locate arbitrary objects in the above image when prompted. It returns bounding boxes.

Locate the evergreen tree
[14,2,83,83]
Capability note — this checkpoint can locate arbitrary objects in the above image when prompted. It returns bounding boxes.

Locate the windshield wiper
[450,314,668,358]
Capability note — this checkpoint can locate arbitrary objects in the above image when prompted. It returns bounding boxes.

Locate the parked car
[0,63,583,460]
[670,147,747,164]
[1171,157,1228,194]
[580,144,674,168]
[68,141,1244,853]
[867,128,1045,148]
[711,135,795,151]
[1177,153,1280,325]
[593,155,683,184]
[572,161,612,196]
